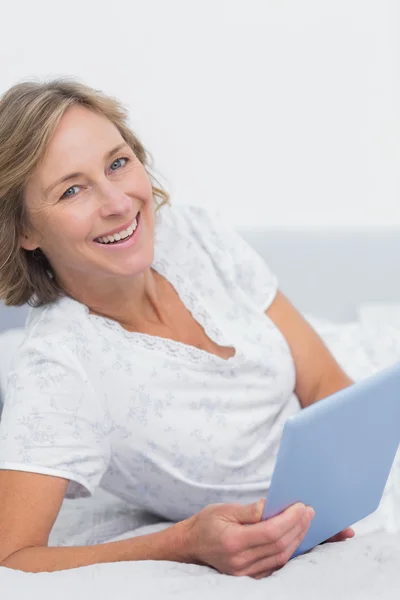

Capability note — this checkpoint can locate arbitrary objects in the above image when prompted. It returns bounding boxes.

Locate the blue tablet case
[261,362,400,559]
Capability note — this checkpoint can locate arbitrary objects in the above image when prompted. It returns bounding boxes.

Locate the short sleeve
[182,205,279,311]
[0,336,110,499]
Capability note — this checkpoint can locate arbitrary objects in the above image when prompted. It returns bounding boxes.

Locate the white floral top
[0,204,300,521]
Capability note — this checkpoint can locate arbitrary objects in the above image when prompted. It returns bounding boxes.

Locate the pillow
[0,328,25,412]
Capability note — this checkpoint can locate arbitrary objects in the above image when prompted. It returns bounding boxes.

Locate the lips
[93,211,142,246]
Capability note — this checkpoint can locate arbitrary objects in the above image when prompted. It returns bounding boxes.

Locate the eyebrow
[43,142,130,197]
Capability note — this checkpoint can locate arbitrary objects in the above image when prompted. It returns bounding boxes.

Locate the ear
[19,232,39,252]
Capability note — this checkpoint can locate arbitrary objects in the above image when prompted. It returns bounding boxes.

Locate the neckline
[83,261,240,367]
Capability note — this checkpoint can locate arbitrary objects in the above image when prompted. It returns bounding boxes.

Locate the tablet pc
[261,362,400,559]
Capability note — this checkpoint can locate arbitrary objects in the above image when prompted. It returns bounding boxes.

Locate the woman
[0,78,354,576]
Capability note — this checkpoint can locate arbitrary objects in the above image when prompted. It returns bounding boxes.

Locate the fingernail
[306,506,315,519]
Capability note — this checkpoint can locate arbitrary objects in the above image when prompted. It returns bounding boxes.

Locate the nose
[97,179,132,218]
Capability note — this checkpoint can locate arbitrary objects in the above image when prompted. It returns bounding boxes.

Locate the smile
[94,212,141,247]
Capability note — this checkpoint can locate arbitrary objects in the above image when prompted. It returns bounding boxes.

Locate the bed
[1,227,400,599]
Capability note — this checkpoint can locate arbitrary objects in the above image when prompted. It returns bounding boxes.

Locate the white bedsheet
[2,302,400,599]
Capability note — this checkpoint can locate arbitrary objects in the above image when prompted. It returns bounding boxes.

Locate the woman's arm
[0,470,315,577]
[0,469,192,573]
[265,291,354,408]
[3,523,191,573]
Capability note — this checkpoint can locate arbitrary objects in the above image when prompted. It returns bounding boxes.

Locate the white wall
[1,0,398,230]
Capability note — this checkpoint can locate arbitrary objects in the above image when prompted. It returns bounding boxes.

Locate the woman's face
[22,105,155,292]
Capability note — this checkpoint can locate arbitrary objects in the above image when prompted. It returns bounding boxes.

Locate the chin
[108,248,154,279]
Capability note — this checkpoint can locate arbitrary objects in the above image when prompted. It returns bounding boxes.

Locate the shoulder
[12,296,93,378]
[156,202,230,255]
[25,295,90,346]
[158,203,278,311]
[4,307,100,418]
[156,202,219,234]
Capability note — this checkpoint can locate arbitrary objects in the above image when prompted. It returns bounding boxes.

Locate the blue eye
[61,185,80,199]
[110,156,129,171]
[59,156,130,200]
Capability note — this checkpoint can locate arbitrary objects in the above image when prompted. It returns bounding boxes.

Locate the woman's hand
[183,499,315,579]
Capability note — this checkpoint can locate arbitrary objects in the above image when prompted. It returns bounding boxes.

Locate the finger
[325,534,343,543]
[326,527,355,542]
[240,502,311,548]
[231,499,266,525]
[253,569,274,580]
[343,527,355,537]
[326,528,355,543]
[238,515,312,568]
[245,524,309,578]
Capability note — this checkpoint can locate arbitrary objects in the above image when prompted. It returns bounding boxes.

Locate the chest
[142,314,236,361]
[86,278,297,444]
[95,333,297,460]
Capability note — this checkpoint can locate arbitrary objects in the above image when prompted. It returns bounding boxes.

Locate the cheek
[44,208,94,249]
[136,165,154,201]
[143,200,156,237]
[68,212,94,239]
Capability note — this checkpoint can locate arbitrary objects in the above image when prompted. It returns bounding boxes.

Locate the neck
[66,267,167,330]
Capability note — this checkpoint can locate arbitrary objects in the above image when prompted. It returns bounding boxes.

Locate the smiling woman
[0,77,353,577]
[0,78,169,307]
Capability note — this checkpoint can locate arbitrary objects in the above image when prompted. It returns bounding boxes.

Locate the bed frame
[239,228,400,322]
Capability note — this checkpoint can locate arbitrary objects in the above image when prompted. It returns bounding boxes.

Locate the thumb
[233,499,265,524]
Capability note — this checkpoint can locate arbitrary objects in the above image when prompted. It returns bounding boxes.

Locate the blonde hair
[0,77,169,307]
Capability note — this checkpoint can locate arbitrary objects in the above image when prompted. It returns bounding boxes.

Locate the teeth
[96,216,138,244]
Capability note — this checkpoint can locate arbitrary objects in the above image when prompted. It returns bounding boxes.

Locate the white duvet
[2,303,400,599]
